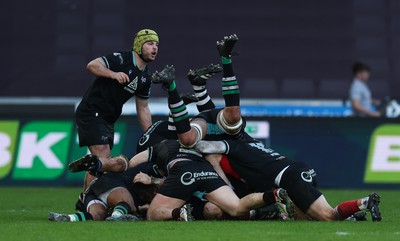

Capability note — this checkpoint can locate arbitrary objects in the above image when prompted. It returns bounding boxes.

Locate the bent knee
[222,107,241,124]
[179,130,199,148]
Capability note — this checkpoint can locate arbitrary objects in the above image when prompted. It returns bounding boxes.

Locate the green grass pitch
[0,187,399,241]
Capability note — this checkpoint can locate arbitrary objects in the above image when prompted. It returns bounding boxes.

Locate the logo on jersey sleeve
[113,52,124,64]
[124,76,138,94]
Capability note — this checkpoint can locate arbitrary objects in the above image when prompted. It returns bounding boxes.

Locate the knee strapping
[179,123,203,148]
[217,111,243,135]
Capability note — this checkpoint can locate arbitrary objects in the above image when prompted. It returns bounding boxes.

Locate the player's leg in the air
[151,65,205,148]
[214,34,243,137]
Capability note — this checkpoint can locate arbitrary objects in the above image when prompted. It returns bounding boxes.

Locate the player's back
[136,120,178,153]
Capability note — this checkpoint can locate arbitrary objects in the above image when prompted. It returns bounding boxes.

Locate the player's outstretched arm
[128,150,150,169]
[195,140,228,154]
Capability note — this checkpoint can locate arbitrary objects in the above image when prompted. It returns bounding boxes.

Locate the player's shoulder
[105,50,132,64]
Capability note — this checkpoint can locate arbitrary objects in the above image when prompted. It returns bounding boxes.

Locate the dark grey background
[1,0,399,99]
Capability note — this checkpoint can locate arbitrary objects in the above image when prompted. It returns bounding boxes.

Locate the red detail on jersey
[219,155,241,179]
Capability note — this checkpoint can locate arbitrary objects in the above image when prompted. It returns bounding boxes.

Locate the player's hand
[133,172,152,185]
[111,72,130,84]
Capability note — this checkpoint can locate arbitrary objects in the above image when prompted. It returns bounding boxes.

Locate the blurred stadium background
[0,0,399,189]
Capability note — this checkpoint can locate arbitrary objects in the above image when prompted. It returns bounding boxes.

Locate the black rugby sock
[221,57,239,107]
[192,85,215,112]
[168,81,191,134]
[262,191,276,205]
[167,111,177,131]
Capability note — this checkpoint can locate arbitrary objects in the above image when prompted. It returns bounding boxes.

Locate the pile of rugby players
[49,34,382,222]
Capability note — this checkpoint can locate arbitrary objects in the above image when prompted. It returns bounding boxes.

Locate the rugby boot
[48,212,71,222]
[254,204,281,220]
[178,204,194,221]
[367,192,382,222]
[180,93,199,105]
[151,65,175,87]
[274,188,295,220]
[217,34,239,58]
[69,154,100,172]
[106,214,141,222]
[346,211,367,221]
[187,63,223,86]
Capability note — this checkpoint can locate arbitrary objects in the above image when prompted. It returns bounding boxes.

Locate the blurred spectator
[349,62,381,117]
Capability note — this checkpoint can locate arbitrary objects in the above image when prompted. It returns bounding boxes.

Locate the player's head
[352,61,371,82]
[133,29,159,63]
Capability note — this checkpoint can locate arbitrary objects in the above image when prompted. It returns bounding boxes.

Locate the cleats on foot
[180,93,199,105]
[346,211,367,221]
[48,212,71,222]
[367,192,382,222]
[151,65,175,86]
[69,154,100,172]
[274,188,295,220]
[254,204,281,220]
[187,63,222,86]
[217,34,239,58]
[178,204,194,221]
[105,214,141,222]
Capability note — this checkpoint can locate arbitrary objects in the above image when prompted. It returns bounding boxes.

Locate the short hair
[352,61,371,75]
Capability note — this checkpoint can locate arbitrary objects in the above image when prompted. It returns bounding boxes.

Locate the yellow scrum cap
[133,29,159,55]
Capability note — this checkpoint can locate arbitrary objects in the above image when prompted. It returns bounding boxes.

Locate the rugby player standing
[74,29,158,188]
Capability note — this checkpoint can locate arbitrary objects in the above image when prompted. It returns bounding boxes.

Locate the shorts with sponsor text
[159,160,226,201]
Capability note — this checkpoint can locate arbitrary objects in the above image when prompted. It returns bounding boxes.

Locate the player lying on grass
[194,139,382,222]
[70,140,293,221]
[121,139,290,221]
[49,163,160,222]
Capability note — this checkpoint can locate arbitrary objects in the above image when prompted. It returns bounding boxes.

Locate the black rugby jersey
[136,120,178,153]
[77,50,151,123]
[147,140,204,174]
[222,139,294,191]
